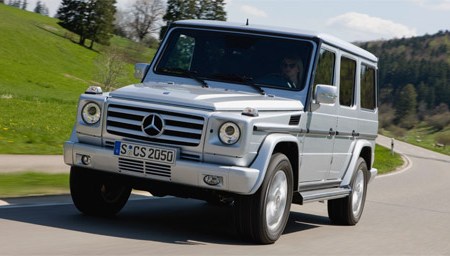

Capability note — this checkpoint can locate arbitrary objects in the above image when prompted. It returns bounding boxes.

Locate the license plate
[113,141,176,165]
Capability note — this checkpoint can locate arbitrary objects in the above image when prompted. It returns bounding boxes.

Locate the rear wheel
[70,166,131,217]
[234,153,293,244]
[328,157,368,225]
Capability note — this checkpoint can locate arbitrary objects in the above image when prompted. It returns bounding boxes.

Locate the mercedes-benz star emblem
[142,114,164,137]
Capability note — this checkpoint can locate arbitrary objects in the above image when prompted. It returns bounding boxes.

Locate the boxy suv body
[64,20,378,244]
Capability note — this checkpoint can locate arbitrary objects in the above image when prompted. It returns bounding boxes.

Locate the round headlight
[219,122,240,145]
[81,102,101,124]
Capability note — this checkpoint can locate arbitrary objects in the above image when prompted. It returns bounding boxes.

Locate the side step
[292,187,351,205]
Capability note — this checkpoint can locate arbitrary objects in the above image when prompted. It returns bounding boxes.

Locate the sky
[24,0,450,42]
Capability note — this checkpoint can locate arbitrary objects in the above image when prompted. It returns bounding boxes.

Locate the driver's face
[281,59,299,75]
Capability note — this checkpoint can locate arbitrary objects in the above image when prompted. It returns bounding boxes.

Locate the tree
[21,0,26,9]
[57,0,116,48]
[128,0,165,42]
[160,0,226,39]
[94,46,128,91]
[86,0,117,49]
[199,0,226,20]
[57,0,88,45]
[395,83,417,129]
[34,1,49,16]
[8,0,21,7]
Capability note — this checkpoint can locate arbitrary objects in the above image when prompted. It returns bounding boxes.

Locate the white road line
[0,200,10,206]
[376,153,413,179]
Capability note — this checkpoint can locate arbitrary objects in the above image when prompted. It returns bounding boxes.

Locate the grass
[0,172,69,197]
[401,126,450,156]
[380,125,450,156]
[0,5,155,154]
[373,144,404,175]
[0,98,76,154]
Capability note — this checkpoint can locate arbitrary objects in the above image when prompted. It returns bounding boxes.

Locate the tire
[234,153,293,244]
[328,157,368,225]
[70,166,131,217]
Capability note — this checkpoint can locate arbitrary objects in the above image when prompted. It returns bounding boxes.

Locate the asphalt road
[1,136,449,255]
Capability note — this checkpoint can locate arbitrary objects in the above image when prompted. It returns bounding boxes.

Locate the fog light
[81,155,91,165]
[203,175,223,186]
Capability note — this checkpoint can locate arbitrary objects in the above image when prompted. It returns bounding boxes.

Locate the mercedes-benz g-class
[64,20,378,244]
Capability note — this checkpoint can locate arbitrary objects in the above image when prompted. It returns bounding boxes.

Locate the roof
[172,20,378,62]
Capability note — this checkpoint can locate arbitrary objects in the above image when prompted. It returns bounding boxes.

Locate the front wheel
[234,153,293,244]
[70,167,131,217]
[328,157,368,225]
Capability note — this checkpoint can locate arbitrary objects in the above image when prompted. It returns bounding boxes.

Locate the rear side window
[361,64,377,110]
[339,56,356,107]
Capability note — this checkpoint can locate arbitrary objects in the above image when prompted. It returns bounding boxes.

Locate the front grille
[118,158,171,178]
[106,104,205,147]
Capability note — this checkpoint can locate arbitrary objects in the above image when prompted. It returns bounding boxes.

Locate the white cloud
[426,0,450,10]
[409,0,450,10]
[240,5,268,18]
[327,12,417,41]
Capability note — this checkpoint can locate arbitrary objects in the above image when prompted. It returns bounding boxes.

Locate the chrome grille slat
[108,126,201,144]
[109,107,148,116]
[106,103,205,147]
[164,125,203,134]
[161,115,204,125]
[108,126,144,137]
[107,116,142,126]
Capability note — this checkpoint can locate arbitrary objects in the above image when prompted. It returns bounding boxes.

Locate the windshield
[155,28,314,91]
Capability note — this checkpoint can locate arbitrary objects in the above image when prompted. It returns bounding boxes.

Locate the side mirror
[315,84,337,104]
[134,63,150,80]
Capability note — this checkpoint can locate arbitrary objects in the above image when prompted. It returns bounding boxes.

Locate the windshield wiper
[157,68,209,88]
[211,74,265,95]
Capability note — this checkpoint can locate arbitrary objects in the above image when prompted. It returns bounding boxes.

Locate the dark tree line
[5,0,49,15]
[359,31,450,129]
[34,0,49,15]
[55,0,227,48]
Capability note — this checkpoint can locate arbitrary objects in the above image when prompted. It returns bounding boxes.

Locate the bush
[426,104,450,131]
[387,125,407,138]
[426,113,450,131]
[436,134,450,146]
[379,104,396,129]
[397,114,417,129]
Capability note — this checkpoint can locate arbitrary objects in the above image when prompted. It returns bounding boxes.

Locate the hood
[109,82,304,111]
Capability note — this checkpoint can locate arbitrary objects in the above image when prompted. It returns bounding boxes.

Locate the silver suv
[64,20,378,244]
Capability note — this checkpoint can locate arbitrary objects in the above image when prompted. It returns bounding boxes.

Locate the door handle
[352,130,360,137]
[329,128,337,136]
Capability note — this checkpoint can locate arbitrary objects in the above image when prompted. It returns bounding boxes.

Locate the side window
[339,56,356,107]
[314,48,335,86]
[361,64,377,110]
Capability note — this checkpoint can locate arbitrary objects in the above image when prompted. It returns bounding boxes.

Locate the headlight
[81,102,101,124]
[219,122,240,145]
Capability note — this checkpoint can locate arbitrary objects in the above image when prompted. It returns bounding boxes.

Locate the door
[299,47,337,182]
[329,54,358,180]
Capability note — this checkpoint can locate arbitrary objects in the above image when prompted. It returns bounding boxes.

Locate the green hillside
[0,5,156,154]
[359,31,450,109]
[359,31,450,155]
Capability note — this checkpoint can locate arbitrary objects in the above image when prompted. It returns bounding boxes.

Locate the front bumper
[64,141,260,195]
